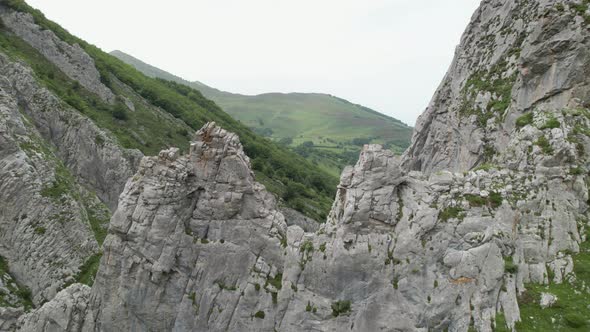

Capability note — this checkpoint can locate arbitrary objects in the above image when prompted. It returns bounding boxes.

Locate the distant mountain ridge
[110,50,413,176]
[110,49,406,122]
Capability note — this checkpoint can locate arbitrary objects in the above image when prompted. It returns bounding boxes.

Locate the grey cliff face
[402,0,590,175]
[0,5,140,321]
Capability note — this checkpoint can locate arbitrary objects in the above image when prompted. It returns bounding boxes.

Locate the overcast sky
[27,0,480,126]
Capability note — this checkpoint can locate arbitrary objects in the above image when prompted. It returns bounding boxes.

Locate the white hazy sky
[27,0,480,126]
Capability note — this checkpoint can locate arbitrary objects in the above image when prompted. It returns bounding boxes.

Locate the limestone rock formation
[25,113,586,331]
[86,123,288,331]
[403,0,590,175]
[16,284,92,332]
[280,207,320,233]
[0,53,99,305]
[0,6,139,314]
[2,0,590,331]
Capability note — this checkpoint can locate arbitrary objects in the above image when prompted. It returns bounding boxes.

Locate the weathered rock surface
[28,113,585,331]
[84,123,288,331]
[0,6,115,104]
[0,17,139,316]
[3,0,590,331]
[280,206,320,233]
[0,307,23,332]
[403,0,590,175]
[16,284,92,332]
[0,52,141,211]
[0,54,99,305]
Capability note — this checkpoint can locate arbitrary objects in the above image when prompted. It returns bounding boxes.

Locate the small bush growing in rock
[535,136,553,154]
[473,163,498,172]
[465,194,487,207]
[516,113,533,128]
[539,117,560,130]
[95,135,105,146]
[504,257,518,274]
[16,287,33,308]
[331,300,351,317]
[488,192,503,208]
[34,226,46,235]
[254,310,265,319]
[266,273,282,290]
[439,206,465,222]
[111,105,128,120]
[555,3,565,12]
[300,240,314,253]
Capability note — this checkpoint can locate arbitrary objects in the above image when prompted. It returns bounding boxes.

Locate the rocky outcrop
[0,6,115,104]
[280,206,320,233]
[0,58,99,304]
[0,52,142,210]
[0,27,138,309]
[16,284,92,332]
[24,113,582,331]
[86,123,288,331]
[403,0,590,175]
[4,0,590,331]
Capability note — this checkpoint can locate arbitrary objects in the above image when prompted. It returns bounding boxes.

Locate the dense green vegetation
[1,0,338,221]
[535,136,554,155]
[111,50,413,177]
[503,257,518,274]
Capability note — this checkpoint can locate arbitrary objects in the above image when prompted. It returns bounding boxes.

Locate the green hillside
[1,0,338,222]
[110,50,413,177]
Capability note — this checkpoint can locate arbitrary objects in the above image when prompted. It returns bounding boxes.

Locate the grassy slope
[1,0,337,222]
[110,50,413,177]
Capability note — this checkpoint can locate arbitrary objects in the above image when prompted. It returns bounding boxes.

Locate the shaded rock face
[0,7,116,104]
[402,0,590,175]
